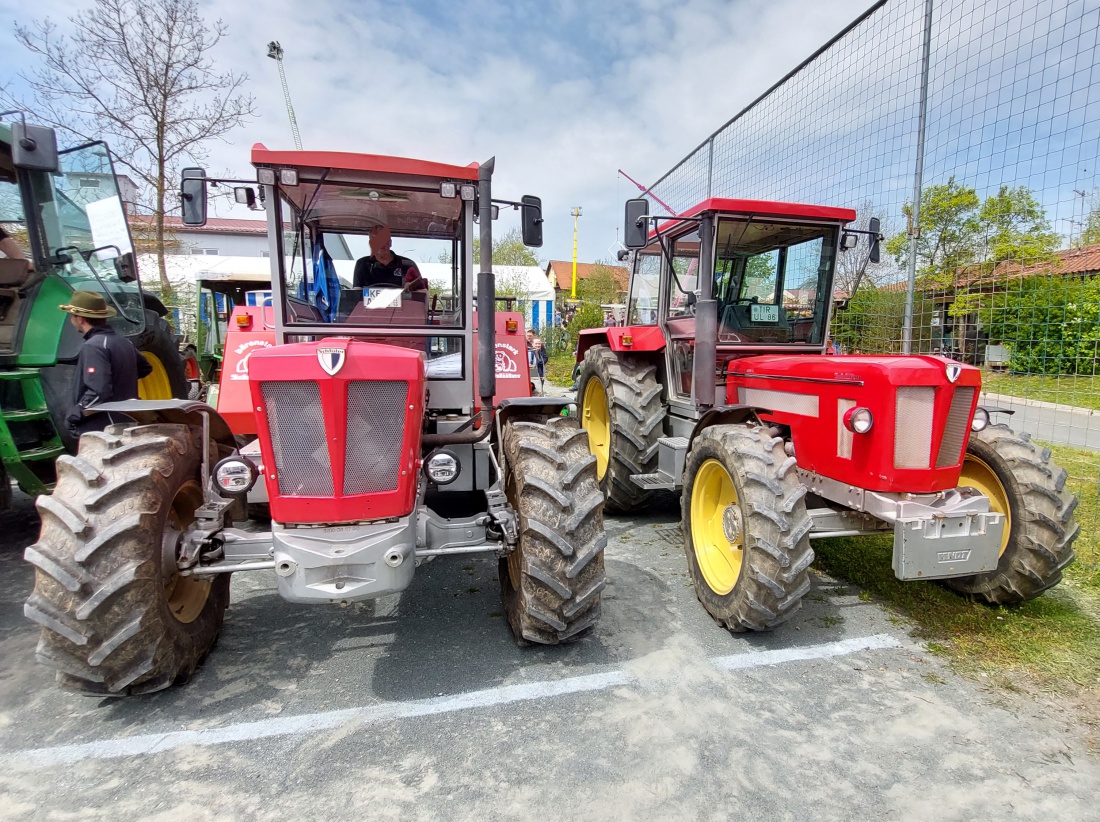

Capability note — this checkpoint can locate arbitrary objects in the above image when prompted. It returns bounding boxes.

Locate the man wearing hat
[59,290,152,436]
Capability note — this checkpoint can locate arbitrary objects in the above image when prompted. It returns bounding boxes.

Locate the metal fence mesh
[644,0,1099,566]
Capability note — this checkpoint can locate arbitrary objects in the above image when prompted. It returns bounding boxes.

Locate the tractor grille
[936,386,976,468]
[261,381,334,496]
[894,386,935,470]
[344,381,409,495]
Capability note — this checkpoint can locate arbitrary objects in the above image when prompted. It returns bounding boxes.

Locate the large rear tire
[24,423,229,695]
[135,309,189,400]
[944,425,1077,604]
[499,416,607,644]
[576,344,665,513]
[681,424,814,632]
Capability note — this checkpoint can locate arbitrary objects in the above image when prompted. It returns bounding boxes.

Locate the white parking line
[6,634,900,769]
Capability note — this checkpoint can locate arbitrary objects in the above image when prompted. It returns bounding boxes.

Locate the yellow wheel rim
[138,352,173,400]
[960,454,1011,556]
[162,481,212,623]
[690,459,744,595]
[582,378,611,480]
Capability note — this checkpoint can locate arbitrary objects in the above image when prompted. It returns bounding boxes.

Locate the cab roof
[655,197,856,235]
[250,144,480,184]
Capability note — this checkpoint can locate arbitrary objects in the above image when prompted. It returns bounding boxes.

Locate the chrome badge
[945,363,961,383]
[317,346,346,376]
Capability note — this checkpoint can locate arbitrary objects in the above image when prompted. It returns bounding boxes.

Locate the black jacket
[68,324,152,433]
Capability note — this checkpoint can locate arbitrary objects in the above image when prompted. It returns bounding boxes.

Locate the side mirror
[11,122,59,173]
[490,204,501,221]
[113,251,137,283]
[234,186,257,209]
[623,198,649,248]
[869,217,881,264]
[180,167,208,226]
[521,195,543,247]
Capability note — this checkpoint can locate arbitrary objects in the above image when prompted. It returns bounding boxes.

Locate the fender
[577,326,665,362]
[689,404,767,446]
[89,399,238,454]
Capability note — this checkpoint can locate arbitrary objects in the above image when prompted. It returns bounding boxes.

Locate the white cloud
[1,0,870,261]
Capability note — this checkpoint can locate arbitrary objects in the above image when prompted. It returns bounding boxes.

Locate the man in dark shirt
[352,225,427,292]
[59,290,153,436]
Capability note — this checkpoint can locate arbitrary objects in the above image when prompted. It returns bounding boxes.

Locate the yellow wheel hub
[162,481,212,623]
[960,454,1011,556]
[582,377,611,480]
[690,459,744,595]
[139,352,173,400]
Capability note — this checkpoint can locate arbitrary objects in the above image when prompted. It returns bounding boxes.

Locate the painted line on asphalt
[6,633,901,769]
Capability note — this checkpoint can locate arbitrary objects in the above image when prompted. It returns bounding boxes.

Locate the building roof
[545,260,630,292]
[880,243,1100,293]
[129,215,268,235]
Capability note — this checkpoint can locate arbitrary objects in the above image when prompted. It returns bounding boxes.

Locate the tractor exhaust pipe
[477,157,496,409]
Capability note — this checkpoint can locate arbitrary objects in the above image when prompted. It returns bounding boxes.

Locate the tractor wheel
[681,424,814,632]
[576,344,665,513]
[135,309,189,400]
[499,416,607,644]
[943,425,1077,604]
[24,423,229,695]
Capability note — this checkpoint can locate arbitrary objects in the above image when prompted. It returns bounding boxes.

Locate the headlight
[971,407,990,432]
[213,456,258,496]
[843,407,874,434]
[424,450,461,485]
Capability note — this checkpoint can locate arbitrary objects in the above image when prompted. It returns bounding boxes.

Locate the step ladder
[629,436,688,492]
[0,369,64,495]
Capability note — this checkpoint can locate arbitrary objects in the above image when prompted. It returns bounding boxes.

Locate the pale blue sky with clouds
[0,0,871,262]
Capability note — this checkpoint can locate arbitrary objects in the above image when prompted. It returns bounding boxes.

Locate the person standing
[59,291,152,436]
[531,336,548,394]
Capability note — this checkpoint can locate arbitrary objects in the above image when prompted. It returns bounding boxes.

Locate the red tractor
[24,148,607,695]
[576,197,1078,632]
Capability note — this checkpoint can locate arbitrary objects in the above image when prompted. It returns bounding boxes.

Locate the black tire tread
[576,344,666,513]
[944,424,1078,604]
[499,416,607,644]
[25,424,229,695]
[681,424,815,632]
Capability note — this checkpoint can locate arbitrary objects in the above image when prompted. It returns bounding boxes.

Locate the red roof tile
[129,215,268,235]
[545,260,630,292]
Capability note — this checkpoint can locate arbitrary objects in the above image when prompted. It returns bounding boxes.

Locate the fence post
[902,0,935,355]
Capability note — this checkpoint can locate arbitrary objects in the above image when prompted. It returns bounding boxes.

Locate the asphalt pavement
[1,489,1097,822]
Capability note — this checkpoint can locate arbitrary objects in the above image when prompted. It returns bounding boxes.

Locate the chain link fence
[643,0,1099,566]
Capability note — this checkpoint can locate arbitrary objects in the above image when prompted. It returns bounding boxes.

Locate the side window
[627,249,661,325]
[667,230,700,319]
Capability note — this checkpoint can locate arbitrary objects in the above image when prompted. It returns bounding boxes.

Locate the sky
[0,0,872,265]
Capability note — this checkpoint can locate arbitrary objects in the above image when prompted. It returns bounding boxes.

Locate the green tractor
[0,116,188,510]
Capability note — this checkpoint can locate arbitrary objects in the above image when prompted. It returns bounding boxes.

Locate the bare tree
[2,0,255,294]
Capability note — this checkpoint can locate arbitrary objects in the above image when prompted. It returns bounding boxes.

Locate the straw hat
[59,290,117,319]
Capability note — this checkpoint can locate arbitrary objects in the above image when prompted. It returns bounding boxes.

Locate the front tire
[24,423,229,695]
[944,425,1077,604]
[682,424,814,632]
[136,309,189,400]
[499,416,607,644]
[576,344,665,513]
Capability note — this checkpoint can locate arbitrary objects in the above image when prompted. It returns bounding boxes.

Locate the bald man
[352,225,426,292]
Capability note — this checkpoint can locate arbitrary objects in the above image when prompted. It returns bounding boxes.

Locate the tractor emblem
[317,346,346,376]
[945,363,961,383]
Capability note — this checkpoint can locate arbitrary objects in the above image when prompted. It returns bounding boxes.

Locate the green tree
[1082,204,1100,246]
[886,177,980,286]
[576,261,621,305]
[438,227,541,266]
[978,185,1059,265]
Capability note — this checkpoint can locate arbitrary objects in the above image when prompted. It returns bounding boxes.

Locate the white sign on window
[85,196,133,260]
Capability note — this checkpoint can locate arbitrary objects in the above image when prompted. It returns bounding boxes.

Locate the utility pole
[266,41,303,151]
[570,207,582,300]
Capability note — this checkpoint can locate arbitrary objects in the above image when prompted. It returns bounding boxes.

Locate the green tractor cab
[0,117,188,506]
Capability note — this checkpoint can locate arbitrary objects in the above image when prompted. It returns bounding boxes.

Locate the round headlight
[843,406,874,434]
[424,450,460,485]
[971,407,990,432]
[214,456,258,497]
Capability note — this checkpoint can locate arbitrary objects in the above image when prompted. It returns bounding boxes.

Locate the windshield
[276,180,467,377]
[713,218,837,345]
[28,142,145,334]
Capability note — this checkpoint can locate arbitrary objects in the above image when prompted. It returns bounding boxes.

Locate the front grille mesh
[894,386,935,470]
[936,386,976,468]
[262,381,333,496]
[344,381,408,495]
